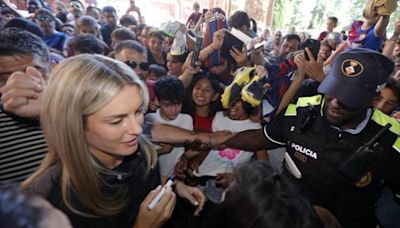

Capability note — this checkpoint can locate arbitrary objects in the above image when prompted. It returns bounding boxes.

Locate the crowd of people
[0,0,400,227]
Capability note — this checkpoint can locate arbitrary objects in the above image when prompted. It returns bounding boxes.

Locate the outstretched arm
[223,128,280,151]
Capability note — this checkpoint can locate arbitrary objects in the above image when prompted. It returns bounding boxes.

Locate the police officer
[220,48,400,228]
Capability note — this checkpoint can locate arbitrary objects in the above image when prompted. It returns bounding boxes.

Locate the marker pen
[147,175,175,210]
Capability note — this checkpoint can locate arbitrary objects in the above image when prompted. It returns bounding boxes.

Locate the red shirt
[193,112,214,132]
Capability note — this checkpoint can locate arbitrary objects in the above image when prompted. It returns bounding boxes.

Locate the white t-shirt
[196,111,262,177]
[145,109,193,177]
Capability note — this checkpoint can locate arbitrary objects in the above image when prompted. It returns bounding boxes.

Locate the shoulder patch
[296,95,323,107]
[285,104,297,116]
[284,95,323,117]
[371,109,400,135]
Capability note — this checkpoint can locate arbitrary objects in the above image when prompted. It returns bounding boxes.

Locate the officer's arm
[224,128,282,151]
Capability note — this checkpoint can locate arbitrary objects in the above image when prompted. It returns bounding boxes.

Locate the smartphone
[191,37,203,67]
[303,39,320,61]
[254,40,266,50]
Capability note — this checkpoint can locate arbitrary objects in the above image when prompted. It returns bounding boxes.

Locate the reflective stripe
[263,125,286,146]
[371,109,400,135]
[285,104,297,116]
[392,137,400,153]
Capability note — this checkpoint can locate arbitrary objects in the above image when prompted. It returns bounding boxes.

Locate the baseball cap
[318,48,394,108]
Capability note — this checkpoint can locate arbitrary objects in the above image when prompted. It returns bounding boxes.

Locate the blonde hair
[22,54,157,217]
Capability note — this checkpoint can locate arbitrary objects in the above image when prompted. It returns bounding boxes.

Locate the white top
[196,111,262,177]
[145,109,193,176]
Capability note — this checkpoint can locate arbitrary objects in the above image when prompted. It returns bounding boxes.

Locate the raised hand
[0,66,46,118]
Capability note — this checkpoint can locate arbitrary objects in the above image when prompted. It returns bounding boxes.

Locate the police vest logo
[341,59,364,77]
[355,172,372,188]
[291,143,317,160]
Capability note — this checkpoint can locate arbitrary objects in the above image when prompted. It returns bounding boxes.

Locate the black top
[100,24,114,46]
[264,95,400,228]
[147,48,167,71]
[33,148,160,228]
[0,104,47,184]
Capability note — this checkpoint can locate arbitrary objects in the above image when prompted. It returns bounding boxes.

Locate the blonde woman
[21,54,205,228]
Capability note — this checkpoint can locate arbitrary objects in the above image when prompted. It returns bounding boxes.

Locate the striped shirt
[0,106,47,185]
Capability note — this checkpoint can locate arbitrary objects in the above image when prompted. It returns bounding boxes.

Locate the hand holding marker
[147,175,175,210]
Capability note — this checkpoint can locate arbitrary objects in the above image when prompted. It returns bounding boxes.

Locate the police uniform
[262,49,400,228]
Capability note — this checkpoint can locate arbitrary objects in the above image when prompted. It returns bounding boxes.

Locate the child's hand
[183,52,201,73]
[211,29,225,50]
[204,9,213,24]
[254,65,268,78]
[174,156,188,180]
[215,172,235,188]
[230,46,248,66]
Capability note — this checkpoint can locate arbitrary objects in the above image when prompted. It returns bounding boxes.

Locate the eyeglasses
[69,3,82,9]
[124,61,149,71]
[35,15,53,23]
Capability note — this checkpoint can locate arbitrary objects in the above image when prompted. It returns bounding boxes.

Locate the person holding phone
[21,54,205,228]
[125,0,142,24]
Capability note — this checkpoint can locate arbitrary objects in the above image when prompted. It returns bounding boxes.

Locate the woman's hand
[174,181,205,216]
[133,185,176,228]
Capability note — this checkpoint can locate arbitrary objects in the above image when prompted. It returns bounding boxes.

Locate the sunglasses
[124,61,149,71]
[35,15,53,23]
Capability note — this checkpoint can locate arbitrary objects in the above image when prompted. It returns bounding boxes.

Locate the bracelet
[207,133,214,148]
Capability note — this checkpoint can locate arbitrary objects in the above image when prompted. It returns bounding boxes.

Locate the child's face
[209,61,228,75]
[140,29,151,47]
[228,100,248,120]
[166,54,184,76]
[77,22,98,36]
[159,100,182,120]
[149,36,163,54]
[192,78,218,107]
[147,72,160,81]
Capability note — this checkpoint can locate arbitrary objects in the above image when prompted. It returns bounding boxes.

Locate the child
[175,72,222,183]
[147,64,167,81]
[146,64,167,112]
[145,77,193,184]
[183,72,222,132]
[194,71,268,204]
